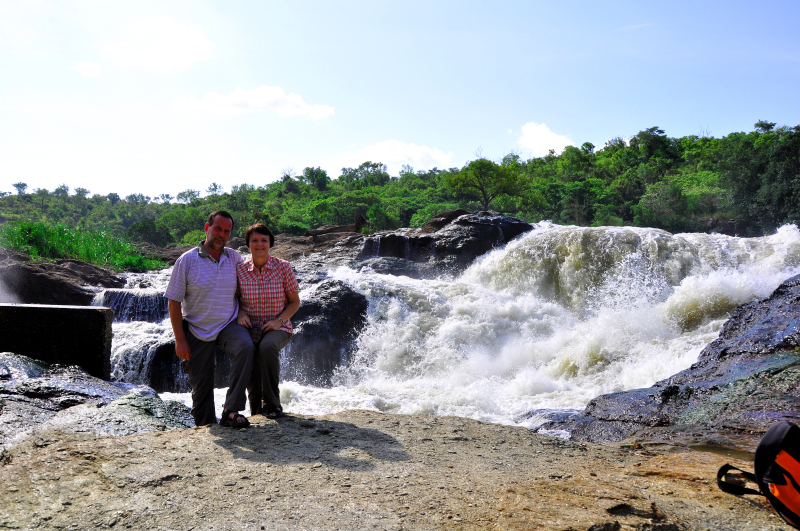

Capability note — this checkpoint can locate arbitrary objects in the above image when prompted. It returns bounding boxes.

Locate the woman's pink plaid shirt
[236,256,299,344]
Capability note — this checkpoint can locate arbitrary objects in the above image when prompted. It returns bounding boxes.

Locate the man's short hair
[207,210,235,228]
[244,224,274,247]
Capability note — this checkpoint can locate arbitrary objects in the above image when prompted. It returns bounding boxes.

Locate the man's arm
[168,299,191,360]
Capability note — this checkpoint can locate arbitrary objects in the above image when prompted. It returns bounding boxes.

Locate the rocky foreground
[0,410,792,531]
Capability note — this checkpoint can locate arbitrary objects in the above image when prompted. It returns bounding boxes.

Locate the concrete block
[0,304,113,379]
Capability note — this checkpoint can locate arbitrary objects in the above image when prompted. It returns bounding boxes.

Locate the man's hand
[175,337,191,360]
[238,311,252,328]
[168,299,190,361]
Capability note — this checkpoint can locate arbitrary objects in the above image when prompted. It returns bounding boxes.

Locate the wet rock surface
[551,275,800,447]
[358,211,533,278]
[286,279,369,385]
[0,353,191,449]
[0,410,791,530]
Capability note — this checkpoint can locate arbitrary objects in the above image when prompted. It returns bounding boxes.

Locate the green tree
[54,184,70,199]
[443,158,521,211]
[176,189,200,204]
[12,182,27,195]
[125,217,171,246]
[339,161,391,190]
[33,188,49,208]
[302,167,330,191]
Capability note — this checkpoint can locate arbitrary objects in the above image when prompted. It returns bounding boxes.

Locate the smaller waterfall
[92,272,171,323]
[93,270,188,391]
[93,289,168,323]
[362,236,381,258]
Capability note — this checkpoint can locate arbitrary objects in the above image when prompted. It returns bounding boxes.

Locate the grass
[0,221,166,272]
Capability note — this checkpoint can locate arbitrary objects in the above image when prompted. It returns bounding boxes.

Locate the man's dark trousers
[182,320,254,426]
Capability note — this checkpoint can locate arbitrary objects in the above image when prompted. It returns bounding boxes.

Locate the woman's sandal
[220,409,250,428]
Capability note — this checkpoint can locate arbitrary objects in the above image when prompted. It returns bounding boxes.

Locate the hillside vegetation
[2,121,798,245]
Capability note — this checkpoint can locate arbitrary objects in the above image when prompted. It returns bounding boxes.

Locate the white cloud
[70,61,103,78]
[323,139,453,176]
[174,86,335,120]
[517,122,574,157]
[103,16,215,72]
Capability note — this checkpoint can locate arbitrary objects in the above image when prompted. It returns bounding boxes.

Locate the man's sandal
[220,410,250,428]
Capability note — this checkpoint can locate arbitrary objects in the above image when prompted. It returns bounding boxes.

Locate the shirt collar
[247,256,274,272]
[197,241,229,261]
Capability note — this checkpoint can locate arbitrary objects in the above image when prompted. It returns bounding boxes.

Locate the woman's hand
[261,318,281,332]
[238,312,252,328]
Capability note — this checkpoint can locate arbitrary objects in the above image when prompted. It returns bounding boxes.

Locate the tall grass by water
[0,221,165,272]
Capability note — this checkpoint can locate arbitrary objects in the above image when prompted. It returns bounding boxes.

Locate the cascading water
[93,271,181,386]
[277,223,800,429]
[101,224,800,431]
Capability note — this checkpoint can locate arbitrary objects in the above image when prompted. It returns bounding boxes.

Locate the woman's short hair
[244,223,274,247]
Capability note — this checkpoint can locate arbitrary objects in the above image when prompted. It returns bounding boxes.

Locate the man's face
[204,215,233,252]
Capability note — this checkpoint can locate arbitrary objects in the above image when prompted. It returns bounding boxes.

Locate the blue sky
[2,0,799,198]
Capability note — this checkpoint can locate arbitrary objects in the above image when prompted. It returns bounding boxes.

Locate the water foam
[101,224,800,428]
[276,224,800,428]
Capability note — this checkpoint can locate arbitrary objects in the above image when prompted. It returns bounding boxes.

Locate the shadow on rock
[209,415,409,471]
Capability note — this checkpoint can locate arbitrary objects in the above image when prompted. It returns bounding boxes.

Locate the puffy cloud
[70,61,103,78]
[174,85,335,120]
[323,139,453,175]
[103,16,215,72]
[518,122,574,157]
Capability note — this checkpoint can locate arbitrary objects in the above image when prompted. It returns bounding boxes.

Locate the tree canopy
[2,122,798,245]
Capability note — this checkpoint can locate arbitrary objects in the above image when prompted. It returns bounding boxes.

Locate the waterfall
[93,289,168,323]
[103,224,800,429]
[276,223,800,428]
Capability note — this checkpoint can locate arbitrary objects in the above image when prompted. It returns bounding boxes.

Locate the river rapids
[99,223,800,429]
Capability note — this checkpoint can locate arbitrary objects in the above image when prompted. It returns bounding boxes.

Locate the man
[164,210,254,427]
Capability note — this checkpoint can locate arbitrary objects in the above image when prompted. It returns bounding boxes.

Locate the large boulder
[284,279,369,386]
[358,211,533,278]
[550,274,800,447]
[0,352,191,448]
[0,249,125,305]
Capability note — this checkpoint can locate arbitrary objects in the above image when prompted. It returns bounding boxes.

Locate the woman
[236,224,300,418]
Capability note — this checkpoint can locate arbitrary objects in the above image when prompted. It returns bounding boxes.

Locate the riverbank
[0,409,791,531]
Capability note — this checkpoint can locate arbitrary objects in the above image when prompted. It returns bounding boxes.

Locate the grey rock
[0,352,190,448]
[285,279,369,385]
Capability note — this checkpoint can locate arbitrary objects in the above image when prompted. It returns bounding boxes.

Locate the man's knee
[221,323,255,357]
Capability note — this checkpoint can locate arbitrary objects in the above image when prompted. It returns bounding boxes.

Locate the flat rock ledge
[0,410,792,531]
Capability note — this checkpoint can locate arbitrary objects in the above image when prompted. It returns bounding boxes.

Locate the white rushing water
[109,223,800,428]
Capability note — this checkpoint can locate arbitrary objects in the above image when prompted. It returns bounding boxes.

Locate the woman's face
[248,232,271,259]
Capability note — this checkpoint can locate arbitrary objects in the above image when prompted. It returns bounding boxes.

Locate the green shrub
[180,229,206,245]
[0,221,165,272]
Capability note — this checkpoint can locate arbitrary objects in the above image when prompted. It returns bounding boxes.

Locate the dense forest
[2,121,799,246]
